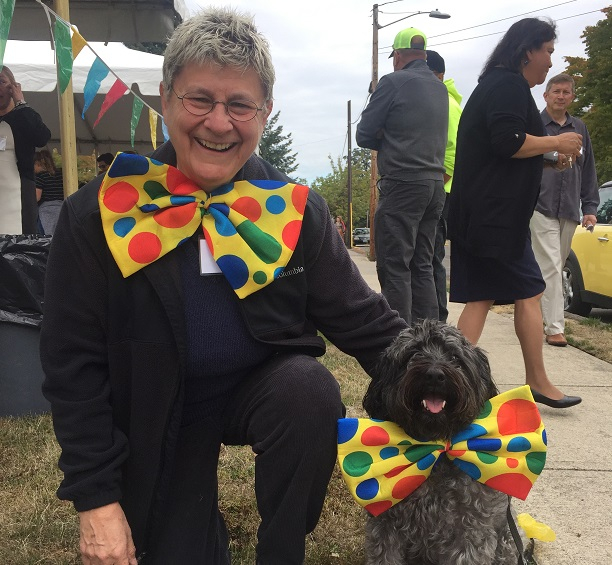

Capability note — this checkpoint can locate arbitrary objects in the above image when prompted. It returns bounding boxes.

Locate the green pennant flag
[54,19,73,94]
[0,0,16,69]
[130,96,144,147]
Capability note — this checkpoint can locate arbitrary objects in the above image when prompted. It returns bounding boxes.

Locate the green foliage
[310,147,373,229]
[565,7,612,183]
[258,111,299,176]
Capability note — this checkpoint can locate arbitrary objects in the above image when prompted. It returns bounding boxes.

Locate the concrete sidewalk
[347,247,612,565]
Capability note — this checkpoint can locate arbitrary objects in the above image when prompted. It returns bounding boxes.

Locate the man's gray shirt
[356,59,448,182]
[537,109,599,223]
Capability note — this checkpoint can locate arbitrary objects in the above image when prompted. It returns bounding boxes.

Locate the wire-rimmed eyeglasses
[171,87,265,122]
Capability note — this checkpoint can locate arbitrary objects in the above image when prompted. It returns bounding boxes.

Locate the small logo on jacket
[277,266,304,279]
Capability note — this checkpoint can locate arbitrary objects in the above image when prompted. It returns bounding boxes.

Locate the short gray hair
[162,7,275,101]
[545,73,575,94]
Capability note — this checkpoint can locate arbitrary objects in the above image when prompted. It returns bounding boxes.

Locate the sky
[4,0,609,184]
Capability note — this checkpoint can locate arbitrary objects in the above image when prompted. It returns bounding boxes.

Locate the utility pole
[54,0,79,197]
[347,100,353,249]
[368,4,380,261]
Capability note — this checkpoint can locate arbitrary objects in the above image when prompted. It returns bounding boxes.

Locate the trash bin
[0,234,51,417]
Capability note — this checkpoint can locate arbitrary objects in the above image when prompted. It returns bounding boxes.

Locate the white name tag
[199,238,222,275]
[0,136,7,151]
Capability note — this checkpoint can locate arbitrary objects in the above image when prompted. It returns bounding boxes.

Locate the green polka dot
[343,451,373,477]
[236,222,282,263]
[253,271,267,285]
[143,180,169,200]
[477,452,498,464]
[404,444,441,463]
[476,400,493,419]
[526,451,546,475]
[398,439,413,446]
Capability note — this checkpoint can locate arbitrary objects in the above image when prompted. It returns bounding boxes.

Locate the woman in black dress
[447,18,583,408]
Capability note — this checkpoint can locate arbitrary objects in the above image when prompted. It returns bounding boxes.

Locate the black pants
[146,353,344,564]
[433,193,450,322]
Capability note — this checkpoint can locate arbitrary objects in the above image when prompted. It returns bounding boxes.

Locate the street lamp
[367,4,450,259]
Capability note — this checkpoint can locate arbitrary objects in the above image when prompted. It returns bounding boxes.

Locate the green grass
[0,344,369,564]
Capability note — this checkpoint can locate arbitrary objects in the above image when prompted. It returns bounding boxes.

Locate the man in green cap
[357,27,449,324]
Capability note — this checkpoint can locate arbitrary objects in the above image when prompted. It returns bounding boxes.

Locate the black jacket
[40,142,406,554]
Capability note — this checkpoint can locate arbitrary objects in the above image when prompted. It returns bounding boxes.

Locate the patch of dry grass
[0,344,370,564]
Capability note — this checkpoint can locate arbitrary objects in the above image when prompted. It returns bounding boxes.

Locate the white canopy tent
[7,54,164,156]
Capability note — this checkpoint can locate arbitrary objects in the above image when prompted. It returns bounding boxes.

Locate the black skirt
[449,238,545,305]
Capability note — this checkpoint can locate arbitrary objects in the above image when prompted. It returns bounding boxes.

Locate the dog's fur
[362,320,524,565]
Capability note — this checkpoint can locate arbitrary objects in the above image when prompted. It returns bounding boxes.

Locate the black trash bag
[0,234,52,327]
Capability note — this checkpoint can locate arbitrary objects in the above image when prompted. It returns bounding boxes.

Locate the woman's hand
[553,153,572,171]
[79,502,138,565]
[10,80,24,104]
[555,132,583,157]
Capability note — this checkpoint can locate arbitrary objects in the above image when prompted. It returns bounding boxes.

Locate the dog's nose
[425,367,446,383]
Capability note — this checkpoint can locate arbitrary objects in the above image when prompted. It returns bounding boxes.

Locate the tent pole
[54,0,79,197]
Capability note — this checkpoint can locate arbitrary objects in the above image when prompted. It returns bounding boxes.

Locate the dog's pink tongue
[424,396,445,414]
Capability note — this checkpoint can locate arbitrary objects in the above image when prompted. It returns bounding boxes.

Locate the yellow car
[563,183,612,316]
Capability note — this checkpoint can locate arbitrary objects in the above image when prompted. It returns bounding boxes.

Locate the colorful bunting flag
[82,57,110,118]
[0,0,16,69]
[130,96,144,147]
[54,19,73,94]
[71,27,87,61]
[94,78,128,127]
[149,108,158,149]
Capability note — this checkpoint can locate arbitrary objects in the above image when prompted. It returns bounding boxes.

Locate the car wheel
[563,253,592,317]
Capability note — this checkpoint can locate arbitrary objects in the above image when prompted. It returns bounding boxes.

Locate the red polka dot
[166,167,196,195]
[103,182,139,213]
[361,426,390,446]
[282,220,302,250]
[128,232,162,264]
[232,197,262,222]
[447,449,466,457]
[154,202,198,228]
[485,473,533,500]
[365,500,393,517]
[506,458,519,469]
[292,184,308,215]
[498,399,541,435]
[384,465,409,478]
[392,475,427,500]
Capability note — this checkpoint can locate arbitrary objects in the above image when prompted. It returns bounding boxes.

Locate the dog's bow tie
[337,386,547,516]
[98,153,309,298]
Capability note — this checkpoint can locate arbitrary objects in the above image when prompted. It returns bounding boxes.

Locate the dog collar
[337,385,547,516]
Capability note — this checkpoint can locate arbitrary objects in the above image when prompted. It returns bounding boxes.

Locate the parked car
[353,227,370,245]
[563,182,612,316]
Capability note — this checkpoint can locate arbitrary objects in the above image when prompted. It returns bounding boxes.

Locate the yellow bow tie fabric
[337,386,547,516]
[98,153,309,298]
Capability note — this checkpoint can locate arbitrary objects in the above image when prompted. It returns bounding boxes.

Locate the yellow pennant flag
[148,108,158,149]
[71,28,87,61]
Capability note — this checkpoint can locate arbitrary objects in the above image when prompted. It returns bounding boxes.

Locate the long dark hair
[479,18,556,81]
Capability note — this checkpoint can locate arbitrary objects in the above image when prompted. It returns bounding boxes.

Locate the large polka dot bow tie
[337,385,547,516]
[99,153,309,298]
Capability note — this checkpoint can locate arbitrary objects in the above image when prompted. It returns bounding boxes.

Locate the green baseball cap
[389,27,427,58]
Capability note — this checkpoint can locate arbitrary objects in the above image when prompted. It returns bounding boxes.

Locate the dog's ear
[473,345,499,397]
[363,346,401,418]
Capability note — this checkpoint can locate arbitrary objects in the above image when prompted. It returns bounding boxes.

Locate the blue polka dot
[266,195,286,214]
[274,266,284,279]
[380,447,399,460]
[453,459,482,480]
[451,424,487,444]
[249,180,285,190]
[417,453,437,470]
[542,429,547,446]
[217,255,249,290]
[109,153,149,177]
[209,208,237,236]
[140,203,160,212]
[150,158,163,166]
[337,419,359,444]
[170,195,196,205]
[508,437,532,452]
[113,217,136,237]
[467,438,502,452]
[356,478,380,501]
[211,183,234,196]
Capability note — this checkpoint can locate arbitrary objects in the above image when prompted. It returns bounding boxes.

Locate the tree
[310,147,372,229]
[258,111,299,176]
[565,7,612,183]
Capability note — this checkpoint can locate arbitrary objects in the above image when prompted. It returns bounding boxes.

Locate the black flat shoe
[530,388,582,408]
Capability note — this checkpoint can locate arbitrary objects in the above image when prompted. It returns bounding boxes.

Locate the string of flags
[1,0,168,149]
